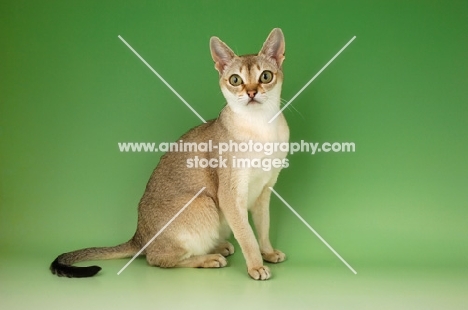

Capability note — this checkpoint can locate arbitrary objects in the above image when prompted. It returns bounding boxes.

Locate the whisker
[280,97,304,119]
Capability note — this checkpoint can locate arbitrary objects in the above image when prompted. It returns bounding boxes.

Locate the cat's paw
[202,254,227,268]
[262,249,286,263]
[248,266,271,280]
[213,241,235,257]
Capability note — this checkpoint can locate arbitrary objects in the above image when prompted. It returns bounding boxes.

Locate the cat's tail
[50,240,139,278]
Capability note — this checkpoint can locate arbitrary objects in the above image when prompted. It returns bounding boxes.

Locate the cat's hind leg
[210,214,235,257]
[175,254,227,268]
[211,241,234,257]
[145,195,227,268]
[146,249,227,268]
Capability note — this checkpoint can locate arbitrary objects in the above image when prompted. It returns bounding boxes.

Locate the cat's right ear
[210,37,236,75]
[259,28,285,68]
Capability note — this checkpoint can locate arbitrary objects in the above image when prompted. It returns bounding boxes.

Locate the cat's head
[210,28,285,115]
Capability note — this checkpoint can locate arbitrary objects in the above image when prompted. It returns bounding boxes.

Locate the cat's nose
[247,90,257,98]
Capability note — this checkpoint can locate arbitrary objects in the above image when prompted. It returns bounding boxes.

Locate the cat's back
[141,119,222,201]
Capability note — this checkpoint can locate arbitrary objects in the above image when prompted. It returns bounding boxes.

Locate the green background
[1,0,467,309]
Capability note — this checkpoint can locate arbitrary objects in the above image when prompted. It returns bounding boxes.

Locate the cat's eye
[229,74,243,86]
[259,70,273,84]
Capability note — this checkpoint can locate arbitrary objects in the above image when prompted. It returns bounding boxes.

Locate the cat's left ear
[259,28,285,68]
[210,37,236,75]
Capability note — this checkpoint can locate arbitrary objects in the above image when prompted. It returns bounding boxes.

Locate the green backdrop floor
[1,253,467,310]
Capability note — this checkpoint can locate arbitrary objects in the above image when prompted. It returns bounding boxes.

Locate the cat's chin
[247,99,261,105]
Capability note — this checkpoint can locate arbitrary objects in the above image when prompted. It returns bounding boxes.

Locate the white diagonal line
[269,187,357,274]
[117,187,206,275]
[268,36,356,123]
[118,35,207,123]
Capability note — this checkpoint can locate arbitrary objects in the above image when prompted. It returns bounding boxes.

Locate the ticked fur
[50,28,289,280]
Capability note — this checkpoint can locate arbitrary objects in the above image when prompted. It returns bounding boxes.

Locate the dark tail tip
[50,257,102,278]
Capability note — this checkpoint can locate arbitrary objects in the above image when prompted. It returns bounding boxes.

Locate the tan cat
[50,28,289,280]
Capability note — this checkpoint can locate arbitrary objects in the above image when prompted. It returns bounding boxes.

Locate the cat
[50,28,289,280]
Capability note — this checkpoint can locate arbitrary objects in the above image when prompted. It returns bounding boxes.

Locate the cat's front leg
[251,184,286,264]
[217,181,271,280]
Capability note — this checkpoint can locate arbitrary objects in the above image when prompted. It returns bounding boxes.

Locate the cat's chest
[240,116,289,161]
[231,117,289,148]
[246,167,277,208]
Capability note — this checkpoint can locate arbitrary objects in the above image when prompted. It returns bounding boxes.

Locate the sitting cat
[50,28,289,280]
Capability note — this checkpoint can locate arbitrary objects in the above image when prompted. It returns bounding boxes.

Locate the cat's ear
[259,28,285,68]
[210,37,236,74]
